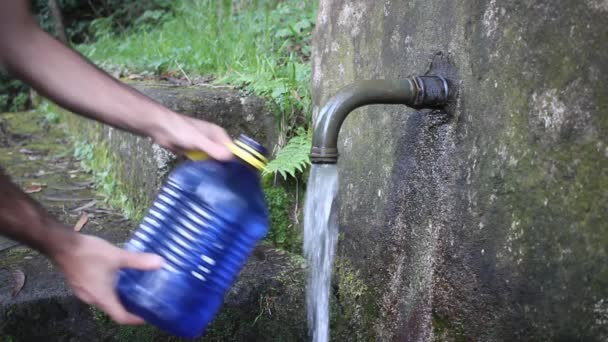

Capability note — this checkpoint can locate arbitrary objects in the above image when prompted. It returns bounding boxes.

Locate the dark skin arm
[0,172,77,258]
[0,0,232,325]
[0,1,233,158]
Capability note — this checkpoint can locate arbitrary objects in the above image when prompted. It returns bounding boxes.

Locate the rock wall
[312,1,607,340]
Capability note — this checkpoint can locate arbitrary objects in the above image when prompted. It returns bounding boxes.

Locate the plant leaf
[264,129,312,180]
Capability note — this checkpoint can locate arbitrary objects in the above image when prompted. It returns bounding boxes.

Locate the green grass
[80,0,317,144]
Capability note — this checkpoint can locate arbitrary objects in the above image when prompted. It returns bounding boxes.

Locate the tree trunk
[48,0,68,44]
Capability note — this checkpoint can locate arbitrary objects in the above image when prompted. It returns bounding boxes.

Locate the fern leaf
[264,129,312,180]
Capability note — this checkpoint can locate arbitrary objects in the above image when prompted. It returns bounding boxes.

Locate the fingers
[208,123,232,144]
[199,140,233,161]
[119,251,164,270]
[194,122,233,161]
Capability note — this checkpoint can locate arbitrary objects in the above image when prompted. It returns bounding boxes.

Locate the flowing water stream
[304,164,339,342]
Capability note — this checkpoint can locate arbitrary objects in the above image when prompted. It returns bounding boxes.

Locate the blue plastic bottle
[115,135,269,338]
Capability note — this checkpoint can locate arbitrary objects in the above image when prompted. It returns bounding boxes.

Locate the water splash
[304,165,339,342]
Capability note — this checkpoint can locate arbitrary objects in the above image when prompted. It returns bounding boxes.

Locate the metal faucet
[310,76,450,164]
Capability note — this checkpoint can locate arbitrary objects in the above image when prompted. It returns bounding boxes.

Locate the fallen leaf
[12,269,25,297]
[73,213,89,232]
[24,185,43,193]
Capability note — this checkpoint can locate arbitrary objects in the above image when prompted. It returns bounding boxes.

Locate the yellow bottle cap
[184,150,208,160]
[185,135,268,172]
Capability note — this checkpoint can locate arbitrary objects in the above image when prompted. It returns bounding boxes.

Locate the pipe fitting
[412,76,449,109]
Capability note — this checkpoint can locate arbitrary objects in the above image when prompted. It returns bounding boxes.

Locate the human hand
[152,112,233,161]
[52,234,163,325]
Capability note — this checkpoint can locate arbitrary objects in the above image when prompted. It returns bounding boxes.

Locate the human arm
[0,0,234,325]
[0,0,232,160]
[0,171,162,324]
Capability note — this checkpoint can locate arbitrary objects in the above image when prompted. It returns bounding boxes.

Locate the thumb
[119,251,164,270]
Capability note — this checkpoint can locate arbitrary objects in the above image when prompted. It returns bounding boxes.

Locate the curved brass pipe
[310,76,449,164]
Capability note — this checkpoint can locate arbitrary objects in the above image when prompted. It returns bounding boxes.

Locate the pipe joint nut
[310,146,338,164]
[412,76,449,109]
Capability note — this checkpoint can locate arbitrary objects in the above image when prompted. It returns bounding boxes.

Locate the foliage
[87,0,173,41]
[0,73,29,112]
[38,101,61,124]
[31,0,174,43]
[79,0,317,152]
[264,127,311,180]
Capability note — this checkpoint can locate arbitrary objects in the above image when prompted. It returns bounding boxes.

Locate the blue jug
[115,134,269,338]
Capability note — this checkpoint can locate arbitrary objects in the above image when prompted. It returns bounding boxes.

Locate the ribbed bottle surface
[115,148,268,338]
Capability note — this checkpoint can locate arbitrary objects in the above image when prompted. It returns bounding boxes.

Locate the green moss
[254,267,307,340]
[71,138,144,220]
[594,77,608,134]
[263,185,302,252]
[90,306,112,326]
[0,112,44,135]
[199,264,306,341]
[432,311,467,342]
[330,258,376,342]
[90,306,160,342]
[0,247,36,269]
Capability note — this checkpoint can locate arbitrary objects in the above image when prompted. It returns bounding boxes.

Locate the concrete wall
[312,1,607,340]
